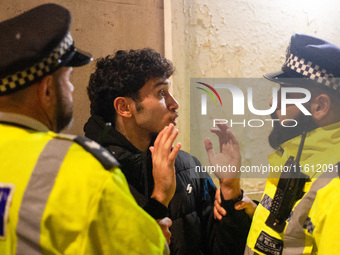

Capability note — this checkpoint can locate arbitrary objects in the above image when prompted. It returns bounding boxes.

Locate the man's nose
[168,92,179,111]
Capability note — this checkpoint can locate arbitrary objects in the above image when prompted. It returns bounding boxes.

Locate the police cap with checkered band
[0,3,92,95]
[264,34,340,93]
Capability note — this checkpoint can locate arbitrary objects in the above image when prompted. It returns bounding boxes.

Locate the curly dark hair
[87,48,175,123]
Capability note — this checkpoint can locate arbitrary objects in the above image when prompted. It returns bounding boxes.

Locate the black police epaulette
[56,133,119,170]
[74,136,119,170]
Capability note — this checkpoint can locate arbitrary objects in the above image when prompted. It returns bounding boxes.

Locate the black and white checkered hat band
[0,33,73,94]
[285,53,340,91]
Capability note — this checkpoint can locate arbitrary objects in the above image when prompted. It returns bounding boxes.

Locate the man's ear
[114,97,133,118]
[310,94,331,123]
[37,74,55,109]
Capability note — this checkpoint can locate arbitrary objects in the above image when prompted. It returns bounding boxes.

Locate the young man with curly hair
[83,49,222,254]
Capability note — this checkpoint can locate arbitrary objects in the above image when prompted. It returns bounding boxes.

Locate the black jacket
[84,115,217,254]
[84,115,252,254]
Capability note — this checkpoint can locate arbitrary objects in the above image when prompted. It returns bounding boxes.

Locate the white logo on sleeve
[186,184,192,194]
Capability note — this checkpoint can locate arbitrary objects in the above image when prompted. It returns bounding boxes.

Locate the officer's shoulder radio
[265,132,310,233]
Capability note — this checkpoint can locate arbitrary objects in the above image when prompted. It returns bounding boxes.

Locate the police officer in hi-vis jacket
[210,34,340,255]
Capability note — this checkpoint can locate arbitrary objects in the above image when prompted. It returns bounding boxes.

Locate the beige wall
[0,0,165,135]
[170,0,340,199]
[171,0,340,150]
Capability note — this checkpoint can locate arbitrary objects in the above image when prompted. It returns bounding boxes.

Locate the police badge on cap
[264,34,340,93]
[0,3,92,95]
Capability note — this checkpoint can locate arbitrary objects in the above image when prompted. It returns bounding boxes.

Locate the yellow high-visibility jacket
[245,122,340,255]
[0,114,168,255]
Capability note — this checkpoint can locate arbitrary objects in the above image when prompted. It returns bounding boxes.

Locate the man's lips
[171,113,179,125]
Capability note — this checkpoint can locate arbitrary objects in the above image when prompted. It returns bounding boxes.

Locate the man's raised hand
[150,124,181,207]
[204,123,241,200]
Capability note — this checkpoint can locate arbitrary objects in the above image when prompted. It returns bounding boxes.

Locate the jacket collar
[84,115,154,198]
[268,121,340,178]
[0,112,49,131]
[84,115,143,153]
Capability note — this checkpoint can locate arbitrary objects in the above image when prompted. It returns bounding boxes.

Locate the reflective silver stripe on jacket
[282,170,338,255]
[16,138,72,255]
[244,245,259,254]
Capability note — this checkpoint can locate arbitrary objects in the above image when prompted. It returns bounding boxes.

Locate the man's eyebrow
[154,81,170,87]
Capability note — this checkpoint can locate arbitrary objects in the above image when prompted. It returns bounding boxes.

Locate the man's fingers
[214,205,222,221]
[152,124,177,157]
[204,137,213,151]
[164,217,172,228]
[234,201,246,210]
[216,123,230,132]
[168,142,181,164]
[155,124,177,158]
[157,217,172,227]
[235,194,258,218]
[210,125,234,152]
[156,217,172,245]
[204,138,215,164]
[209,124,229,136]
[214,199,227,216]
[164,127,179,150]
[159,124,175,147]
[215,188,221,204]
[226,129,239,146]
[153,125,168,149]
[210,128,223,136]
